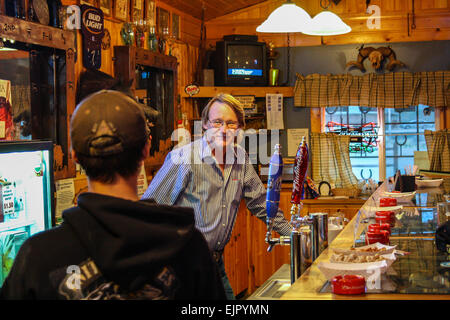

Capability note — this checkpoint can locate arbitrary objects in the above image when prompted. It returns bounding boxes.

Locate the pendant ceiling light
[302,0,351,36]
[256,0,311,33]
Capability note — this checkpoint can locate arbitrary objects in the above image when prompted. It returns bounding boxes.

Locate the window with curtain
[324,106,379,181]
[324,105,436,181]
[294,71,447,182]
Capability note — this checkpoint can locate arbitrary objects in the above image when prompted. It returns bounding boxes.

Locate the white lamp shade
[302,11,351,36]
[256,3,312,33]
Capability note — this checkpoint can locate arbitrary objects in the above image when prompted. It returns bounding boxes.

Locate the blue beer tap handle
[266,144,283,219]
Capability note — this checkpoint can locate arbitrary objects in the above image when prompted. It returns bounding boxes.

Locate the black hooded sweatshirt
[0,193,226,300]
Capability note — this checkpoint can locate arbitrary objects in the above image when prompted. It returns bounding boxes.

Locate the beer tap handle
[291,137,309,207]
[266,144,283,220]
[265,144,283,250]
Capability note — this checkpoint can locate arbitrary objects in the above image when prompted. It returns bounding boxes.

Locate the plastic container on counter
[331,275,366,295]
[379,197,397,207]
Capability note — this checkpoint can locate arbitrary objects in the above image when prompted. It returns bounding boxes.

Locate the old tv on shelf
[214,40,267,86]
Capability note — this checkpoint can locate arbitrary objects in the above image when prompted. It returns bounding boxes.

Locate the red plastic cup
[379,223,391,235]
[366,231,385,245]
[375,215,392,225]
[368,224,382,233]
[376,210,395,218]
[380,230,390,245]
[331,275,366,295]
[380,197,397,207]
[377,211,396,226]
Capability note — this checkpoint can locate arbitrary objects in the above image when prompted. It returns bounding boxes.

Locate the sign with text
[81,5,104,69]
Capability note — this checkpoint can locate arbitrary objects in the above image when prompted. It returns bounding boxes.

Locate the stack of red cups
[375,211,396,227]
[367,223,390,245]
[366,197,398,245]
[379,197,397,207]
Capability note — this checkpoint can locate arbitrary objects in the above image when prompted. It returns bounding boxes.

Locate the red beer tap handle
[291,137,308,205]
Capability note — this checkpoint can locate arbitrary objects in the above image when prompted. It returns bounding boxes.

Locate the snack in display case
[317,260,389,281]
[415,177,443,188]
[332,243,397,256]
[382,191,416,203]
[0,140,54,286]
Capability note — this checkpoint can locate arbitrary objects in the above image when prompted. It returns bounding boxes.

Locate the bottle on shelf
[5,0,26,19]
[47,0,62,28]
[27,1,40,23]
[147,26,158,52]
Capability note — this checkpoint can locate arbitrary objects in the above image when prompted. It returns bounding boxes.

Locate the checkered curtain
[310,132,359,188]
[294,71,450,108]
[424,129,450,172]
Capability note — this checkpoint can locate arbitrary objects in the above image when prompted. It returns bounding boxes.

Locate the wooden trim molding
[180,86,293,98]
[0,15,75,51]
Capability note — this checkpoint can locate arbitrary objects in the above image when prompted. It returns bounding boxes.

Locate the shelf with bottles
[1,0,65,29]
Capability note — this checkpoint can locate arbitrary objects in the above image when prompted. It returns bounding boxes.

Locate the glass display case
[0,140,54,286]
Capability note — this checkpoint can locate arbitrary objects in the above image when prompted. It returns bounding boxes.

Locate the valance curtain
[294,71,450,108]
[310,132,359,188]
[424,129,450,172]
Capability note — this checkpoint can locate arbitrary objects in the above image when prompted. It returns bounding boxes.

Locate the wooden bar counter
[281,179,450,300]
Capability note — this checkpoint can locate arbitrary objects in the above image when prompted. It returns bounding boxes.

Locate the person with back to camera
[0,90,226,300]
[142,93,292,300]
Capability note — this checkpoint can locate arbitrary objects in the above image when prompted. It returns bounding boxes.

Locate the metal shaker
[309,212,328,260]
[289,226,313,284]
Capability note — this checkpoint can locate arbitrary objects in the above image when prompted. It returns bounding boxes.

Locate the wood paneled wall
[58,0,202,181]
[204,0,450,48]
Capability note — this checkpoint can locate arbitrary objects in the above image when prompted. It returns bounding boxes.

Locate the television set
[214,40,268,86]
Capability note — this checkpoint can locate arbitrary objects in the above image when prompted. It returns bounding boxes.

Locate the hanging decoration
[326,121,378,154]
[101,28,111,50]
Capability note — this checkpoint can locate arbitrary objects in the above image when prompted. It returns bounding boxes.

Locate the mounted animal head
[346,45,405,72]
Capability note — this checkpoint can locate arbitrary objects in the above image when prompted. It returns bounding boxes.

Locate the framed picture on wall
[99,0,112,16]
[157,7,170,37]
[145,0,156,27]
[114,0,129,21]
[132,0,144,23]
[172,13,180,39]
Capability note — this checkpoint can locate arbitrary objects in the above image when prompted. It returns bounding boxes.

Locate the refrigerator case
[0,140,54,286]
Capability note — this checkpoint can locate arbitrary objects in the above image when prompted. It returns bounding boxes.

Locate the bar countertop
[281,178,450,300]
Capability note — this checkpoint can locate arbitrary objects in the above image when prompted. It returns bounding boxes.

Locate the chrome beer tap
[265,138,323,284]
[265,138,313,284]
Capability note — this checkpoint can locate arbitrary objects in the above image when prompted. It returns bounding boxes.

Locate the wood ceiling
[160,0,268,21]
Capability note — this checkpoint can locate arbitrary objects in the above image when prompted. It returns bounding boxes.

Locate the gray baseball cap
[70,90,149,157]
